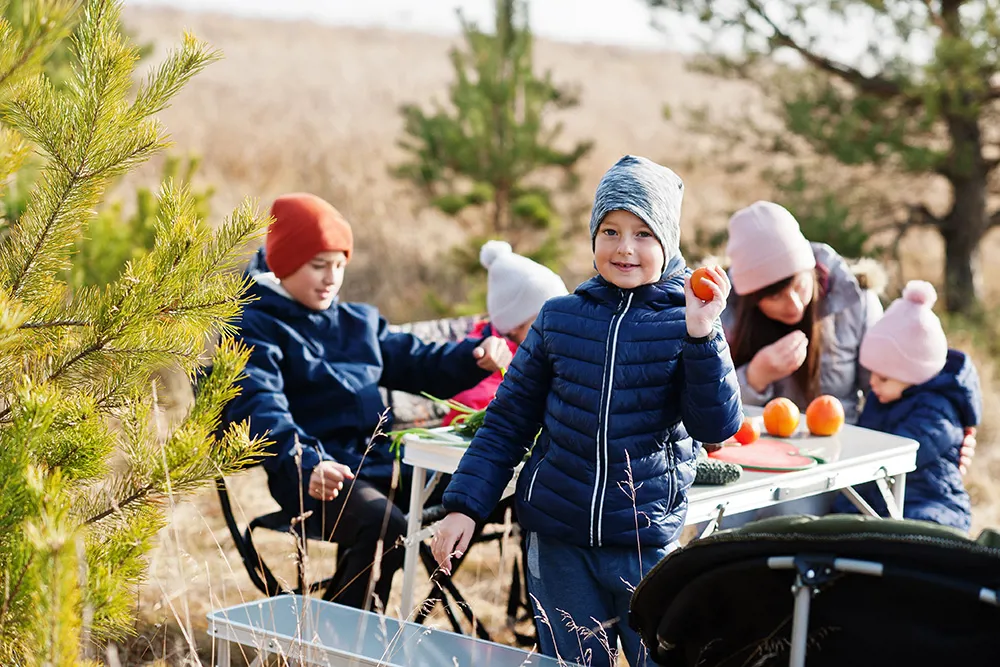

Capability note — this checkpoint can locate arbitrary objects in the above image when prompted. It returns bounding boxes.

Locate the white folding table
[398,407,918,618]
[207,594,562,666]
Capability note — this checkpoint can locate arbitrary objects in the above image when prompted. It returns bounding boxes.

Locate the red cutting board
[708,439,818,472]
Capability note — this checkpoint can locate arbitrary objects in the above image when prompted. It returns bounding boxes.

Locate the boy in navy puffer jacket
[832,280,981,532]
[222,193,512,612]
[432,156,743,667]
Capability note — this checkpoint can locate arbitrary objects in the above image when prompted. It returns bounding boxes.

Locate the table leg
[399,464,427,619]
[214,637,230,667]
[839,487,879,517]
[890,472,906,517]
[697,503,728,540]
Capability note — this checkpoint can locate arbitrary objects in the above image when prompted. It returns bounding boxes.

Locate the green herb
[451,408,486,438]
[385,392,487,458]
[387,427,442,459]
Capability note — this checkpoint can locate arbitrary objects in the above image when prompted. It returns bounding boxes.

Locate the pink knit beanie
[726,201,817,295]
[859,281,948,386]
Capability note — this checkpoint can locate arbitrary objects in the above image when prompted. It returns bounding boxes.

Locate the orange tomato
[734,415,761,445]
[762,397,800,438]
[806,395,845,436]
[690,267,717,301]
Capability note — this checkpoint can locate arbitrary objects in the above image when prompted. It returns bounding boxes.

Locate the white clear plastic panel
[208,595,561,667]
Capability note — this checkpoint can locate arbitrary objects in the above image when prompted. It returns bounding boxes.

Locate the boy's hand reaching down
[473,335,513,372]
[685,266,731,339]
[432,512,477,575]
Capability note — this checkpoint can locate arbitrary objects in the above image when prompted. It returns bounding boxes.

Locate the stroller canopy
[630,514,1000,667]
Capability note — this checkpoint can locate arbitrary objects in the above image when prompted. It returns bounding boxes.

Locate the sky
[123,0,932,71]
[122,0,735,52]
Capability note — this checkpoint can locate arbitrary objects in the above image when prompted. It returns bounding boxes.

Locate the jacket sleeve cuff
[736,363,773,404]
[681,329,726,357]
[442,493,488,525]
[290,439,329,470]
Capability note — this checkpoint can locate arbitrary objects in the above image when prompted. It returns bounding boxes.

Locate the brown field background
[111,6,1000,664]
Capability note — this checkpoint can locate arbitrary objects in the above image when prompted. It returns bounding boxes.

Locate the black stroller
[630,514,1000,667]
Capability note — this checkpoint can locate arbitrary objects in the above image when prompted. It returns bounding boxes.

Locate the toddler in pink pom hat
[832,280,981,531]
[859,280,948,390]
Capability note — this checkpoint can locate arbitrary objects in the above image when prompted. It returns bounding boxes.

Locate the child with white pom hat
[832,280,982,531]
[442,240,568,425]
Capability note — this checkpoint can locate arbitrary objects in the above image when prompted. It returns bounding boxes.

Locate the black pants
[305,473,444,611]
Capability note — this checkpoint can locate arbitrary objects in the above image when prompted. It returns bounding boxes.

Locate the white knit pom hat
[480,240,568,334]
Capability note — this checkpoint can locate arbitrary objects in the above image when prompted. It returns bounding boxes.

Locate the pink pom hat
[859,280,948,386]
[726,201,817,296]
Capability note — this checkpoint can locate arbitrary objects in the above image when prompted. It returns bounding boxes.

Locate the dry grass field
[108,6,1000,664]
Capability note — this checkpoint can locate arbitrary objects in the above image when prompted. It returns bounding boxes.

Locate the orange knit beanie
[265,193,354,279]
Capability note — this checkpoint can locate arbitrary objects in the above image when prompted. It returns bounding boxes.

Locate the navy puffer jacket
[832,349,981,531]
[443,256,743,548]
[223,251,490,515]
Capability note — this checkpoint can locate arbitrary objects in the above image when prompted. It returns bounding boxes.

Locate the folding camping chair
[630,514,1000,667]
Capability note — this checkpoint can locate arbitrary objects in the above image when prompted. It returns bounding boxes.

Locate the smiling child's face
[280,250,347,311]
[593,209,665,289]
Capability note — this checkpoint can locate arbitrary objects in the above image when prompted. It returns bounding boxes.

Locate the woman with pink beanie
[722,200,882,422]
[830,281,981,531]
[719,201,976,525]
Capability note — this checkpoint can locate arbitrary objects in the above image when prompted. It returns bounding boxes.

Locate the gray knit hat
[589,155,684,266]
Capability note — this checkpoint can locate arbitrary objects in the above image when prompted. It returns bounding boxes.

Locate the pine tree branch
[0,554,34,636]
[0,17,55,90]
[41,279,132,387]
[48,338,108,383]
[163,299,236,315]
[7,165,83,299]
[922,0,949,32]
[18,320,91,330]
[868,204,943,260]
[80,137,159,181]
[85,484,155,525]
[103,348,198,360]
[9,1,115,299]
[905,204,943,229]
[745,0,908,101]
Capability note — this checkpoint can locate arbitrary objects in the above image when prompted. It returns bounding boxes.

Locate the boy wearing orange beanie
[223,193,512,611]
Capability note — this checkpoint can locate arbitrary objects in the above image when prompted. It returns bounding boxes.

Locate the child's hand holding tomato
[685,265,730,339]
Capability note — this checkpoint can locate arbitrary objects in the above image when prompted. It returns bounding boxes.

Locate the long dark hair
[729,266,828,402]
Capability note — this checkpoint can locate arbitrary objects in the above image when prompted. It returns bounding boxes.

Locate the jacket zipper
[526,463,541,503]
[589,290,634,547]
[665,440,676,510]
